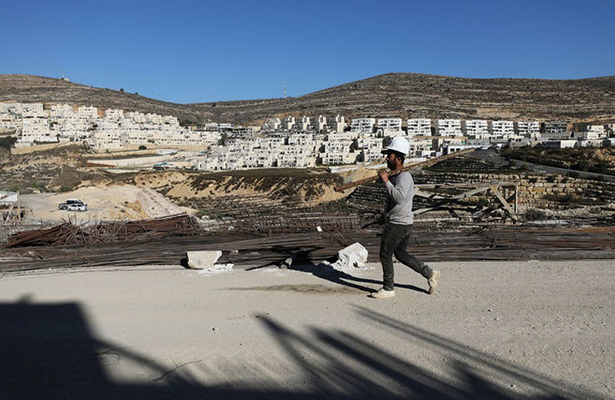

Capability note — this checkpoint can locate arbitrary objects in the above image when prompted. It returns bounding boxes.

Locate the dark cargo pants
[379,223,433,291]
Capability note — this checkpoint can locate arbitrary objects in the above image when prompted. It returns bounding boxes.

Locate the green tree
[0,136,17,152]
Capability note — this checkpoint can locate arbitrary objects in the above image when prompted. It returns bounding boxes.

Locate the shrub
[524,208,548,221]
[545,194,576,204]
[0,136,17,151]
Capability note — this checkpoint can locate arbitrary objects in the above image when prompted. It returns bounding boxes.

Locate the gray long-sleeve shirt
[384,171,414,225]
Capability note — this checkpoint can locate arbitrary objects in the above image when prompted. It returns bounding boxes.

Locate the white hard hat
[381,137,409,156]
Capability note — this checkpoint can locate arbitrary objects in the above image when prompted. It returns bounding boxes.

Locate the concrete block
[186,250,222,270]
[334,242,369,270]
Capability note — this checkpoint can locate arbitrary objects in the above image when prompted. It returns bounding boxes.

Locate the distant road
[469,149,615,183]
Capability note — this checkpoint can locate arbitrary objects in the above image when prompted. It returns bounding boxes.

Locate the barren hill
[2,73,614,125]
[0,75,203,125]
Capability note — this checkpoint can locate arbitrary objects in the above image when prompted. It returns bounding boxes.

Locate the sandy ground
[0,259,613,399]
[21,185,190,224]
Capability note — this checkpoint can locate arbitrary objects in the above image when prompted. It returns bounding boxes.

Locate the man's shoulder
[398,171,414,183]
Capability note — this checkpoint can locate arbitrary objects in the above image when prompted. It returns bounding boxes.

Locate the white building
[376,118,402,136]
[295,116,310,131]
[0,105,21,131]
[50,104,74,120]
[356,136,383,162]
[77,106,98,120]
[407,136,433,156]
[105,109,124,120]
[580,125,606,140]
[264,118,281,131]
[437,119,463,136]
[322,140,355,165]
[490,120,515,140]
[545,121,568,134]
[281,116,296,131]
[330,115,346,133]
[327,131,354,141]
[351,118,376,134]
[463,120,489,139]
[288,132,315,149]
[432,136,466,149]
[515,121,541,139]
[406,119,431,137]
[92,120,122,149]
[22,103,47,118]
[313,115,327,132]
[20,117,55,143]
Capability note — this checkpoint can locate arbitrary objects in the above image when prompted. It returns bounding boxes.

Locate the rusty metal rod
[334,149,476,192]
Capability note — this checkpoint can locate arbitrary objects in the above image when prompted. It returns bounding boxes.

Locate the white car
[59,199,87,210]
[66,203,87,212]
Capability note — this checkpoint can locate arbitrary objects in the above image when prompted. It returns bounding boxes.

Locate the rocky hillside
[2,73,614,125]
[0,75,203,125]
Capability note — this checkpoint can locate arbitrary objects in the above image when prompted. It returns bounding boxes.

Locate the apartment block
[77,106,98,119]
[350,118,376,134]
[545,121,568,134]
[322,139,355,165]
[490,120,515,139]
[515,121,541,138]
[407,119,431,137]
[281,116,295,131]
[264,118,281,131]
[313,115,327,132]
[581,125,607,140]
[463,120,489,139]
[21,117,55,143]
[330,115,346,133]
[50,104,74,120]
[22,103,47,118]
[356,136,383,162]
[327,131,354,141]
[105,109,124,120]
[407,136,432,156]
[295,116,310,131]
[376,118,402,136]
[437,119,463,136]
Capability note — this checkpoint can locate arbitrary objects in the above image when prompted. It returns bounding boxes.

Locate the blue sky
[2,0,614,103]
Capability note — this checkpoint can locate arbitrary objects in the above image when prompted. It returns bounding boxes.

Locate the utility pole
[283,82,286,99]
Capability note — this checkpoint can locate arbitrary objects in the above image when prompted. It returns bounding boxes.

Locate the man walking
[370,137,440,299]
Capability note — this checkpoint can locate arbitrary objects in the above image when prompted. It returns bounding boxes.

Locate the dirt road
[1,259,613,399]
[21,185,189,224]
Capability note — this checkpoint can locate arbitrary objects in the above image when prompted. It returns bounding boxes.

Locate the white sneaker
[428,270,440,294]
[370,288,395,299]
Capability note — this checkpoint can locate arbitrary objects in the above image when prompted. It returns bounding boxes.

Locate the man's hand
[378,169,389,183]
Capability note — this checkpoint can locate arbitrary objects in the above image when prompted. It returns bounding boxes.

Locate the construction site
[2,146,615,270]
[1,146,615,399]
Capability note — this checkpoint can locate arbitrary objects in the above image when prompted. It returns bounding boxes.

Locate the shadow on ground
[0,300,605,399]
[290,261,428,294]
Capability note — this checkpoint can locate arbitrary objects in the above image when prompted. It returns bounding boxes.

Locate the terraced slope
[2,73,614,125]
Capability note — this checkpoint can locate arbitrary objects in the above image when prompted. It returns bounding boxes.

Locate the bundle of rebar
[3,225,615,273]
[4,214,201,248]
